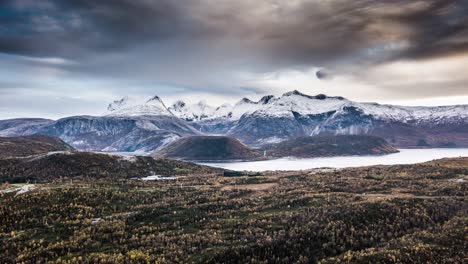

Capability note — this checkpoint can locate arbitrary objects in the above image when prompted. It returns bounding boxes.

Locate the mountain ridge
[1,90,467,151]
[105,90,468,125]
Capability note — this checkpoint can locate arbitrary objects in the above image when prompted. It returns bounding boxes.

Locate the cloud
[22,56,75,66]
[316,70,331,80]
[0,0,467,118]
[1,0,467,66]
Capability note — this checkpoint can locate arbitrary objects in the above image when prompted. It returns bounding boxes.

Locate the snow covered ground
[138,175,177,181]
[0,184,36,196]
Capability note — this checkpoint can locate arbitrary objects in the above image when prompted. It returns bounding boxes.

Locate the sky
[1,0,468,119]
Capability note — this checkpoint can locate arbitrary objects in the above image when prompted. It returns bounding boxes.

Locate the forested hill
[153,136,262,161]
[0,157,466,263]
[0,152,223,183]
[262,135,399,158]
[0,135,73,158]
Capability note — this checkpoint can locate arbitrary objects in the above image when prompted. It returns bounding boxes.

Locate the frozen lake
[198,148,468,172]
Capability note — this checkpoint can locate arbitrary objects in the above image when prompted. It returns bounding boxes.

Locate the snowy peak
[282,90,345,101]
[106,95,173,117]
[145,94,171,111]
[107,96,129,112]
[259,95,275,104]
[168,100,215,121]
[146,95,163,104]
[238,97,255,105]
[282,90,308,97]
[251,91,351,118]
[104,90,468,125]
[236,95,276,105]
[171,100,186,111]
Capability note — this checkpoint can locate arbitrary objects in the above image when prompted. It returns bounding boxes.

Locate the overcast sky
[1,0,468,119]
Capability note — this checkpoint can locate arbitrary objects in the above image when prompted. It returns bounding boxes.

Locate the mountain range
[1,90,467,152]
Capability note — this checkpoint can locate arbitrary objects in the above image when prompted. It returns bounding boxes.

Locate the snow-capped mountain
[99,91,468,147]
[167,90,468,124]
[34,115,199,152]
[168,100,216,121]
[1,91,467,151]
[106,95,173,117]
[226,91,468,146]
[1,100,199,151]
[107,96,129,112]
[166,94,280,123]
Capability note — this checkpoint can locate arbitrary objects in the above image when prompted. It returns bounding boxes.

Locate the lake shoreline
[198,148,468,172]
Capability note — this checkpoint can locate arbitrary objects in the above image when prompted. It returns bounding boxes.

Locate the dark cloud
[316,70,331,80]
[374,1,468,60]
[0,0,190,57]
[1,0,467,65]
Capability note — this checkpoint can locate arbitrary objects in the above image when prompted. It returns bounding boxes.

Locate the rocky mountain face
[0,98,200,152]
[1,91,467,151]
[34,115,200,152]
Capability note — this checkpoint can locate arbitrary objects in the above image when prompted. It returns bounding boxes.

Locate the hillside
[263,135,399,158]
[0,152,223,183]
[0,135,73,158]
[153,136,262,161]
[0,158,466,263]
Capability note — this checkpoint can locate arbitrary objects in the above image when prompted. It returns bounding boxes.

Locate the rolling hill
[0,151,223,183]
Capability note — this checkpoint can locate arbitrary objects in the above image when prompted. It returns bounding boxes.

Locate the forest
[0,151,223,183]
[0,157,466,263]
